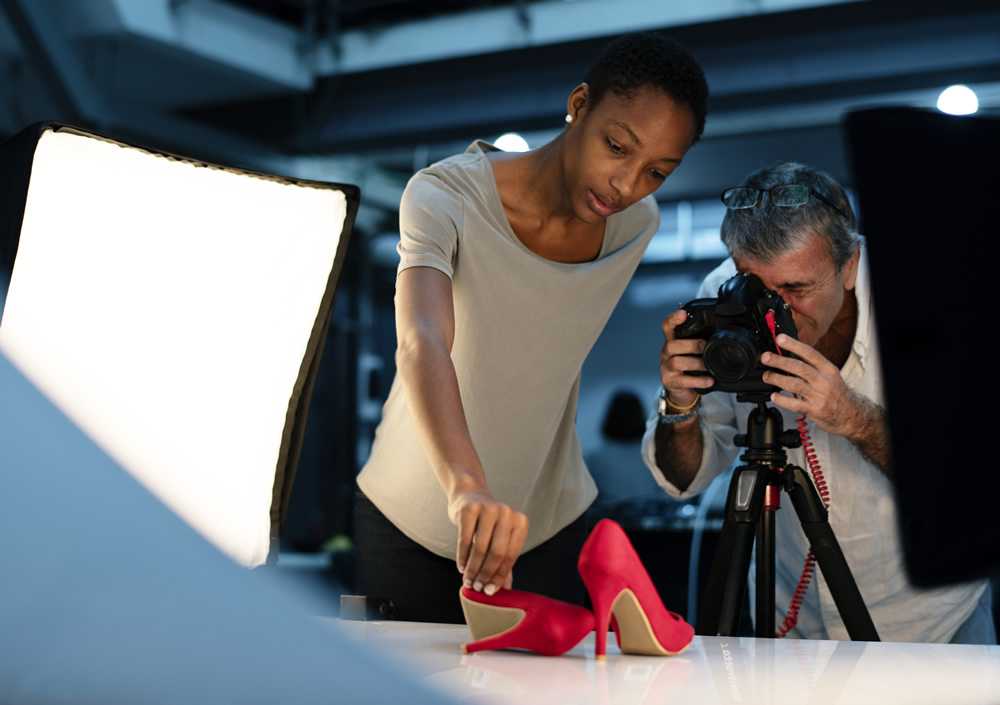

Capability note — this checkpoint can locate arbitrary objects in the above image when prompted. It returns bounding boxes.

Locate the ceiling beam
[1,0,111,130]
[0,0,291,174]
[300,5,1000,153]
[70,0,314,90]
[317,0,864,76]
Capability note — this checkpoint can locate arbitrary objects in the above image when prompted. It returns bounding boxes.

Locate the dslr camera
[674,273,798,395]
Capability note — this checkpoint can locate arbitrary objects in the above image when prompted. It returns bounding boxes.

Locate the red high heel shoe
[578,519,694,658]
[459,586,594,656]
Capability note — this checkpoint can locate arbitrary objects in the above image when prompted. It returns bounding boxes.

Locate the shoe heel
[578,520,694,657]
[459,587,594,657]
[578,559,620,659]
[460,591,527,654]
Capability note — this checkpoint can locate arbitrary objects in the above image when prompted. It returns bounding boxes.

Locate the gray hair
[720,162,860,271]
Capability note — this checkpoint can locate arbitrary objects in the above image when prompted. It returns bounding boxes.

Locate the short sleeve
[396,170,462,279]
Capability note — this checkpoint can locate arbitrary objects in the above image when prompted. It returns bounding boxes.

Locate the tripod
[696,397,880,641]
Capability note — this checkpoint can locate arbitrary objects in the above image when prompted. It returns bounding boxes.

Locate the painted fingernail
[484,584,498,596]
[457,563,466,573]
[473,581,484,592]
[463,578,473,589]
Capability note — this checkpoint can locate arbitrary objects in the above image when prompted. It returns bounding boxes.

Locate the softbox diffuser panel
[0,123,358,567]
[843,107,1000,587]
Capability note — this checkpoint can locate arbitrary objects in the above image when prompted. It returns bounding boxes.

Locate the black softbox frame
[843,106,1000,588]
[0,121,359,566]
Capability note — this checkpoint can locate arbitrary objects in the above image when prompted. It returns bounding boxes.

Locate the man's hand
[652,309,713,491]
[449,487,528,595]
[761,334,892,474]
[759,334,858,435]
[659,309,715,405]
[760,334,861,436]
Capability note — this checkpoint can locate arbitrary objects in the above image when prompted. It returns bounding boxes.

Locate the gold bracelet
[666,393,701,412]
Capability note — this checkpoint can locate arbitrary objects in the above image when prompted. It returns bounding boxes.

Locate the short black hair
[583,32,709,142]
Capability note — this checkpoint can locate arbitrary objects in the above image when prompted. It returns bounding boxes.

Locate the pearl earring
[565,114,574,124]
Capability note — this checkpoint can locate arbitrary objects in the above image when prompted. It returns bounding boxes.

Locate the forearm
[845,392,894,479]
[652,414,705,492]
[393,266,526,591]
[394,267,493,502]
[396,340,489,500]
[397,310,529,593]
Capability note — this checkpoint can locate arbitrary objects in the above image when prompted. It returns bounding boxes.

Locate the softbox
[0,121,358,567]
[843,107,1000,587]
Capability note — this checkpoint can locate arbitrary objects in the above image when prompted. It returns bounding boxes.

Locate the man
[642,162,994,643]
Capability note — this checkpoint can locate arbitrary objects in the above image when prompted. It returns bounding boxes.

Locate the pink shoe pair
[460,519,694,658]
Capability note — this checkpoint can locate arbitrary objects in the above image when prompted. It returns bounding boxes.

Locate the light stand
[696,395,880,641]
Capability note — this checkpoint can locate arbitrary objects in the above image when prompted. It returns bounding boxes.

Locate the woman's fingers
[452,493,528,593]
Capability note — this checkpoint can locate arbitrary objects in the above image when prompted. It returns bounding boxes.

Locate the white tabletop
[332,619,1000,705]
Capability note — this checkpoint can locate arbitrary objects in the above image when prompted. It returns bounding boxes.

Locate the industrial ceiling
[2,0,999,226]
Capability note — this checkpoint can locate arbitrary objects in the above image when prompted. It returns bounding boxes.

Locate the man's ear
[842,247,861,291]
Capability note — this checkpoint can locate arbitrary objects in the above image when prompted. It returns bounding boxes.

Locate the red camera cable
[765,310,831,638]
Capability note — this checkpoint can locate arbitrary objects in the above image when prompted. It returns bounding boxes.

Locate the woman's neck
[487,140,605,263]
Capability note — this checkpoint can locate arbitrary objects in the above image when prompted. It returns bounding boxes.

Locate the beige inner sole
[612,589,688,656]
[460,594,526,642]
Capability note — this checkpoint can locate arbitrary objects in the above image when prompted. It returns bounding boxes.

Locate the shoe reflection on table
[426,652,592,705]
[596,655,695,705]
[424,648,694,705]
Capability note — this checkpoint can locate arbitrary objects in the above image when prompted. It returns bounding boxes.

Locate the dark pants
[354,493,588,623]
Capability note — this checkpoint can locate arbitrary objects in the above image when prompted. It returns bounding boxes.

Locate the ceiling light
[494,132,529,152]
[936,85,979,115]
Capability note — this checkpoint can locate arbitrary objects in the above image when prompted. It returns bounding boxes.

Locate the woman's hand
[449,485,529,594]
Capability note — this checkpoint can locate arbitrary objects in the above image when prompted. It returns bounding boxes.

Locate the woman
[355,32,709,623]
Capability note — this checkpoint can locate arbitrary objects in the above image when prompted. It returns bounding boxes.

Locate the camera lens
[703,327,758,384]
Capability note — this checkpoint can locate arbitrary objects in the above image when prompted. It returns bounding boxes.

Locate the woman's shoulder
[409,142,494,188]
[402,142,497,211]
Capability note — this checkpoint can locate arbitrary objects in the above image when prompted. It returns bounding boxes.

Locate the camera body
[675,273,798,394]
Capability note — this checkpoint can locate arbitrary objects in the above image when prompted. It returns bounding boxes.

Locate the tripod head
[733,399,802,471]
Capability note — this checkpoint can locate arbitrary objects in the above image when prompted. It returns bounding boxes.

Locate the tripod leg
[784,465,880,641]
[755,485,780,637]
[697,466,768,636]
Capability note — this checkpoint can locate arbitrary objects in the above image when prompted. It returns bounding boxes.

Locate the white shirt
[642,247,987,642]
